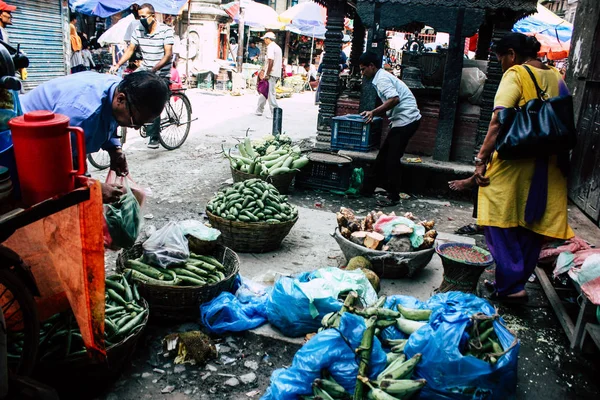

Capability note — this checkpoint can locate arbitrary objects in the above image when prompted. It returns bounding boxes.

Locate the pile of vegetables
[308,293,428,400]
[124,253,227,287]
[460,316,504,364]
[206,179,298,223]
[337,207,437,252]
[8,275,148,362]
[225,135,309,178]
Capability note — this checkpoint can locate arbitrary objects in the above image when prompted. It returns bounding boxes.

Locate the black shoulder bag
[495,65,577,160]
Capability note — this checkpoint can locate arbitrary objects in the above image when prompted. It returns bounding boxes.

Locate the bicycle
[87,86,193,170]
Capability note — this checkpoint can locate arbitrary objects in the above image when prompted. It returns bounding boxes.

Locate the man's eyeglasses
[125,96,142,129]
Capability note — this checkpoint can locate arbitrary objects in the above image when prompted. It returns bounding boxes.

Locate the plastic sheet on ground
[405,292,519,400]
[266,268,378,337]
[261,313,387,400]
[200,292,268,334]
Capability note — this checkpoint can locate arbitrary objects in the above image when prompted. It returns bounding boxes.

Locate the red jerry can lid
[9,110,70,127]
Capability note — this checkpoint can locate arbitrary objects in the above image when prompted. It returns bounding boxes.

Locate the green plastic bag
[104,180,141,249]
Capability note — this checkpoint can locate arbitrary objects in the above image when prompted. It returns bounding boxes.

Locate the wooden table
[535,266,600,350]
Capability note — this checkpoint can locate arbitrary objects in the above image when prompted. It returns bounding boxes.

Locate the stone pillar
[474,23,512,154]
[349,16,366,77]
[315,0,346,149]
[433,7,465,161]
[475,17,493,61]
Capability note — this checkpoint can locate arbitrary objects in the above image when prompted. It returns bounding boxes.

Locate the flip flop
[455,223,483,235]
[483,279,495,291]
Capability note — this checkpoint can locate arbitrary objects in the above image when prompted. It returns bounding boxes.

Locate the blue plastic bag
[379,295,429,342]
[266,276,343,337]
[261,313,387,400]
[405,292,519,400]
[200,292,268,334]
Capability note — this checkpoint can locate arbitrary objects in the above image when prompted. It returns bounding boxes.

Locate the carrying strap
[522,65,548,101]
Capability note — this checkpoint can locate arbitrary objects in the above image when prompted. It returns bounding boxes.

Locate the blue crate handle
[333,114,382,123]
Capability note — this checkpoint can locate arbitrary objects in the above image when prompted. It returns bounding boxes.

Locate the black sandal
[455,224,483,235]
[488,292,529,305]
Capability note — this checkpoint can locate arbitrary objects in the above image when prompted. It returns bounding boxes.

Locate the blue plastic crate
[331,114,382,152]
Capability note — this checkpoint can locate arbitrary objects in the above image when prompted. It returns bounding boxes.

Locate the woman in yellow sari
[476,33,574,302]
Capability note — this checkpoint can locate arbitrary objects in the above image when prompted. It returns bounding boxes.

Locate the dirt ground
[76,91,600,400]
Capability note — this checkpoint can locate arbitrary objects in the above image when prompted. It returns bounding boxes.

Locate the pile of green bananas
[461,317,505,363]
[314,293,429,399]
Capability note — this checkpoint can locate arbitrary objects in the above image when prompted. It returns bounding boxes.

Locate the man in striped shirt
[111,3,174,149]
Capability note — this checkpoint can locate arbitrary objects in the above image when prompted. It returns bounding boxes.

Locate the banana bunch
[461,316,504,363]
[315,294,430,399]
[300,376,352,399]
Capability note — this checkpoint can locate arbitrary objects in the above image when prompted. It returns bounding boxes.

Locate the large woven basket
[333,228,434,279]
[436,243,494,293]
[230,166,296,194]
[34,299,149,396]
[116,244,240,320]
[207,210,298,253]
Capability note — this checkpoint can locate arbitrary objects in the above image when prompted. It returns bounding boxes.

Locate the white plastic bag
[142,222,189,268]
[460,67,487,104]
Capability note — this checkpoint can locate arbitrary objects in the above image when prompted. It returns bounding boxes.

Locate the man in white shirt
[255,32,282,117]
[359,51,422,206]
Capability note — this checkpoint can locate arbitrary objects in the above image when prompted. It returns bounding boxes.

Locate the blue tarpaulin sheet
[69,0,188,18]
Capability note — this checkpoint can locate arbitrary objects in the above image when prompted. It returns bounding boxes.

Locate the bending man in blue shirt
[359,51,422,207]
[21,70,169,203]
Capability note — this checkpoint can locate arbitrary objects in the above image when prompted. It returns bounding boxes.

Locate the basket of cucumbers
[30,274,148,395]
[206,179,298,253]
[116,244,240,320]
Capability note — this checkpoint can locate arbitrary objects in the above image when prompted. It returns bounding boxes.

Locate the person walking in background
[359,51,421,207]
[70,13,85,74]
[255,32,281,118]
[476,33,574,303]
[111,3,174,149]
[0,1,16,43]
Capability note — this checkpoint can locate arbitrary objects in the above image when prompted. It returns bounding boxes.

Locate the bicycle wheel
[87,150,110,171]
[0,267,40,376]
[159,92,192,150]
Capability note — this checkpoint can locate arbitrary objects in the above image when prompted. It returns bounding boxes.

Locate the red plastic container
[8,110,85,206]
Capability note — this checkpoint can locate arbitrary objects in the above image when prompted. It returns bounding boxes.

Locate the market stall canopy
[513,3,572,59]
[97,13,134,45]
[287,24,326,40]
[222,1,283,30]
[279,1,326,27]
[69,0,188,18]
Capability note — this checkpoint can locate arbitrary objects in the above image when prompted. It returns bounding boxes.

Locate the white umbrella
[98,14,134,46]
[223,1,283,30]
[279,2,326,27]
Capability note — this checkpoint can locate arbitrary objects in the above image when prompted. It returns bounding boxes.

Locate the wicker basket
[266,171,296,194]
[230,166,296,194]
[116,244,240,320]
[34,299,149,396]
[333,228,434,279]
[207,210,298,253]
[231,165,263,183]
[436,243,494,294]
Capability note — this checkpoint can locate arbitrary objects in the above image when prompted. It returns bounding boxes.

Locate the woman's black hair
[118,71,170,118]
[492,32,541,59]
